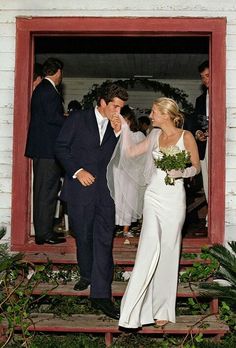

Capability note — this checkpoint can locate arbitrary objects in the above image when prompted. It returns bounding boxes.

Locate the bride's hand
[110,113,121,133]
[167,166,197,179]
[167,169,184,178]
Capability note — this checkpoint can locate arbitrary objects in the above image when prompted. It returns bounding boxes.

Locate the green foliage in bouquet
[154,146,191,185]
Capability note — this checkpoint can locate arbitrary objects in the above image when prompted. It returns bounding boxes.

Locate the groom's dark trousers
[55,109,118,299]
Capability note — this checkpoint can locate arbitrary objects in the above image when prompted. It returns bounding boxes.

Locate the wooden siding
[10,17,225,249]
[0,1,235,244]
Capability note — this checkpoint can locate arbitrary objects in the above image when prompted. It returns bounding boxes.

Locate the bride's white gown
[119,131,186,328]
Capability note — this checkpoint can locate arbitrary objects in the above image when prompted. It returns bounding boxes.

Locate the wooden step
[32,280,202,298]
[32,280,219,314]
[16,234,210,255]
[7,313,229,347]
[23,251,210,266]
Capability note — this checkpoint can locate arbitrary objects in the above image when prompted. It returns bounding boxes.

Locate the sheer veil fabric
[107,120,161,223]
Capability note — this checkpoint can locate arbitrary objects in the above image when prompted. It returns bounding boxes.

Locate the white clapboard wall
[0,1,236,243]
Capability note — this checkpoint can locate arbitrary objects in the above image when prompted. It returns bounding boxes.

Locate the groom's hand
[76,169,95,186]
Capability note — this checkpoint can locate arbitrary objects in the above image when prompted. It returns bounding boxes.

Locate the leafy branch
[81,78,194,116]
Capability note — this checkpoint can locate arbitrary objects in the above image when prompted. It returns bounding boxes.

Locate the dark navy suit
[25,79,65,159]
[193,92,207,160]
[25,78,65,242]
[55,109,119,299]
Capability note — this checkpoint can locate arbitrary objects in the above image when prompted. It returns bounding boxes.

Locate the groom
[55,83,128,319]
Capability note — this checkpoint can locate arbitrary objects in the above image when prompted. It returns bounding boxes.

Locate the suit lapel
[87,109,113,146]
[88,109,100,145]
[101,121,113,145]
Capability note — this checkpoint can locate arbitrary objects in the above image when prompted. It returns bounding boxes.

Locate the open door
[11,17,226,251]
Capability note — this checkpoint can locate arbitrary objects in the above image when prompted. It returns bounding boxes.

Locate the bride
[107,97,200,328]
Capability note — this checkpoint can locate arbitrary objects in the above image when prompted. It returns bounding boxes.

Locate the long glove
[167,166,197,179]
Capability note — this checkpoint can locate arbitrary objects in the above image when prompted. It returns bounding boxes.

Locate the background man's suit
[55,109,119,299]
[25,78,65,243]
[194,90,208,208]
[194,91,207,160]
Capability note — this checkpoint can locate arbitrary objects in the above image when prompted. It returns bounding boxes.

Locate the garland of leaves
[81,78,194,116]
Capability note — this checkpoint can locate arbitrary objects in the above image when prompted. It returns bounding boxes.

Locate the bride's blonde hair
[153,97,184,128]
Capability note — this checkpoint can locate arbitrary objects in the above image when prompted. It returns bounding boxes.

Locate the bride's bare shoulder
[183,130,195,140]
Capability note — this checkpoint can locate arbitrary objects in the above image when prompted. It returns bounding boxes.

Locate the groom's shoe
[91,298,120,320]
[74,278,90,291]
[35,236,66,245]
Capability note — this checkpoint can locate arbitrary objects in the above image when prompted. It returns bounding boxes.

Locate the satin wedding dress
[118,130,186,328]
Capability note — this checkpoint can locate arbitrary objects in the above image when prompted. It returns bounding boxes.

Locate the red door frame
[11,17,226,252]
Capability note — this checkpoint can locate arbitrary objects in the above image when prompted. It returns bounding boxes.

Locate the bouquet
[154,145,191,185]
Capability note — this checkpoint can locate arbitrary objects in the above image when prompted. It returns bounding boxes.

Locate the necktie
[100,119,107,143]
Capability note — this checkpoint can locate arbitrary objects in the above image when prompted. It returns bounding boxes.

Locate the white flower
[152,149,164,160]
[160,145,181,156]
[154,145,191,185]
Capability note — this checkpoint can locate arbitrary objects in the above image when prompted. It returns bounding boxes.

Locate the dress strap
[156,129,161,148]
[176,130,185,149]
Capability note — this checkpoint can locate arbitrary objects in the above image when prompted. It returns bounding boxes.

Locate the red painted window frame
[11,17,226,251]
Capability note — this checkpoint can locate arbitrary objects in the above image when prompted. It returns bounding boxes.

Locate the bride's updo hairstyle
[154,97,184,128]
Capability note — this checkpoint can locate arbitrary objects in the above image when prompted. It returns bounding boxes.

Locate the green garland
[81,78,194,115]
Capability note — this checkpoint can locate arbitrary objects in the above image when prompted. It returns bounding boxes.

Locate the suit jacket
[55,109,119,206]
[194,92,207,160]
[25,79,65,159]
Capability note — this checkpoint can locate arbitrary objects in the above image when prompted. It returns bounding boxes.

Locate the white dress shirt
[95,106,108,144]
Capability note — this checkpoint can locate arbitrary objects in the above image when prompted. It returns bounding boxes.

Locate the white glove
[167,166,197,179]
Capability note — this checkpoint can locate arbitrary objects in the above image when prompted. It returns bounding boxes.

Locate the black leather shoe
[44,237,66,244]
[74,278,90,291]
[91,299,120,320]
[54,229,66,235]
[35,236,66,245]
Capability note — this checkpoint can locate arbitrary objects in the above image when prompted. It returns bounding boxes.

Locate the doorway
[11,17,226,251]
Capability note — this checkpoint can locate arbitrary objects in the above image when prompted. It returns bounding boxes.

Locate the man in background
[33,63,43,91]
[25,57,66,245]
[67,99,82,113]
[194,60,209,226]
[138,115,152,136]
